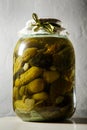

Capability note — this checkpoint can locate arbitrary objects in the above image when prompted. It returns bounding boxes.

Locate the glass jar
[13,14,76,121]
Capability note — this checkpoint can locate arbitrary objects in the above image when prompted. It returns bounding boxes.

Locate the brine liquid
[13,36,76,121]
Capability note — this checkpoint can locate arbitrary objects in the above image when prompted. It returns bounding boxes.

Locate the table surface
[0,116,87,130]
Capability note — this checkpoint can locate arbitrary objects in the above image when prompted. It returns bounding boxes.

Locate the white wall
[0,0,87,117]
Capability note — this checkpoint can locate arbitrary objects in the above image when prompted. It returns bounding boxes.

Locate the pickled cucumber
[13,87,19,100]
[22,47,37,61]
[14,56,23,74]
[27,78,45,94]
[32,92,48,101]
[14,99,35,111]
[19,86,25,97]
[43,70,60,83]
[13,47,37,74]
[15,66,43,87]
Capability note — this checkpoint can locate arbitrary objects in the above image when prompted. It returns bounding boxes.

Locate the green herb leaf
[32,13,39,23]
[32,13,64,34]
[43,23,54,33]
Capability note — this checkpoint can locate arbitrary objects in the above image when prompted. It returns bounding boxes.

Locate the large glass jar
[13,14,76,121]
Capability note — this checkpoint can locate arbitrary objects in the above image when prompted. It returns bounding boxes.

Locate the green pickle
[13,14,76,121]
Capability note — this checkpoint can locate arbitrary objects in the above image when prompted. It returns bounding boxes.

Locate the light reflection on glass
[18,43,25,56]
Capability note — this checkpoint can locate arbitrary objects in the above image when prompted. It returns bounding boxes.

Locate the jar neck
[20,34,68,39]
